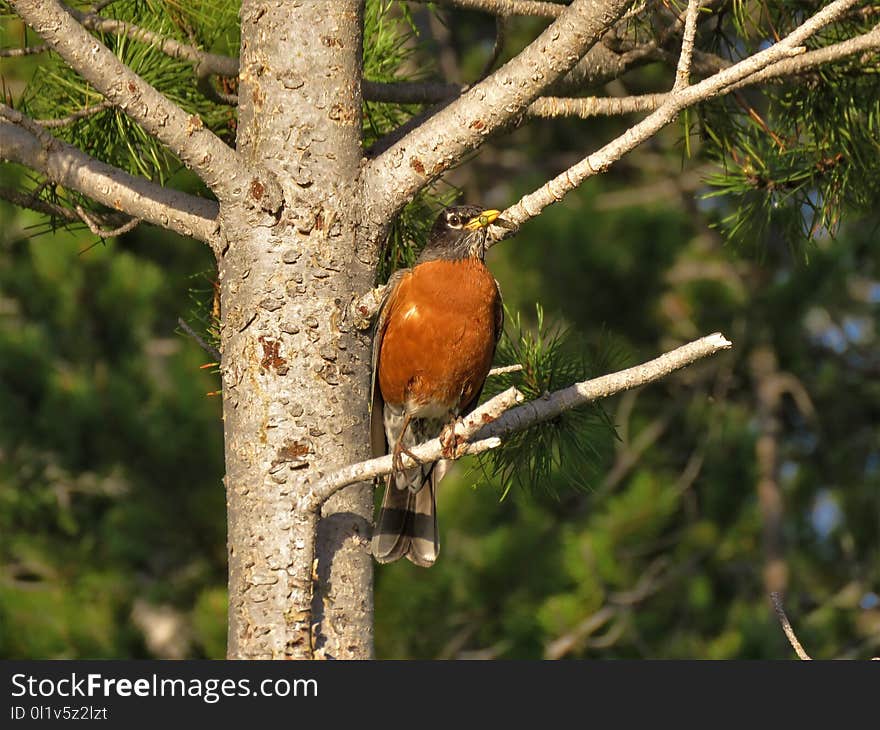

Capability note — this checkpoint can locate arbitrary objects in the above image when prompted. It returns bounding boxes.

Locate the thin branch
[408,0,565,17]
[74,204,139,237]
[196,71,239,107]
[35,100,114,128]
[527,93,667,118]
[770,592,812,660]
[68,8,238,77]
[499,0,865,233]
[365,80,666,119]
[1,120,220,245]
[0,43,49,57]
[479,15,507,80]
[0,185,120,229]
[362,79,462,105]
[9,0,279,211]
[526,25,880,119]
[363,0,636,225]
[488,363,524,376]
[305,332,731,509]
[178,317,222,362]
[0,102,57,148]
[739,21,880,86]
[673,0,702,91]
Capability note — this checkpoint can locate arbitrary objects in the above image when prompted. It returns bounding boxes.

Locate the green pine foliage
[694,1,880,250]
[481,304,626,499]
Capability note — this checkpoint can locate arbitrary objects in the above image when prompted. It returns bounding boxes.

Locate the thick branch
[500,0,865,231]
[307,332,732,508]
[363,0,635,224]
[9,0,279,210]
[0,120,219,245]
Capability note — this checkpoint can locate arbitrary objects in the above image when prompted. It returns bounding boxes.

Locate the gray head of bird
[418,205,515,263]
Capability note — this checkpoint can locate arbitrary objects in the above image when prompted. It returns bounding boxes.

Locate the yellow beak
[463,209,501,230]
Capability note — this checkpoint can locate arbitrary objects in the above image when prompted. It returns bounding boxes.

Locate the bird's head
[418,205,514,263]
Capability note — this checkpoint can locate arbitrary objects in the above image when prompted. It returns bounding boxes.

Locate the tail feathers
[372,477,438,567]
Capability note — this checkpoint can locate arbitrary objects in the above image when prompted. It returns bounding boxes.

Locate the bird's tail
[372,470,439,567]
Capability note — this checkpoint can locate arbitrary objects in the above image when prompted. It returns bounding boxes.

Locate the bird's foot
[440,420,467,460]
[391,440,420,476]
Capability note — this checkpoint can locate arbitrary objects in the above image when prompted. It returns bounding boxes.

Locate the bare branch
[408,0,565,17]
[9,0,280,210]
[363,0,636,224]
[178,317,221,362]
[0,185,122,230]
[478,15,508,80]
[1,120,220,245]
[673,0,702,91]
[527,93,667,118]
[305,332,732,509]
[499,0,865,233]
[74,204,139,237]
[488,363,524,377]
[362,80,462,105]
[770,592,812,660]
[365,80,666,119]
[0,43,49,57]
[739,21,880,86]
[36,100,114,128]
[68,8,238,77]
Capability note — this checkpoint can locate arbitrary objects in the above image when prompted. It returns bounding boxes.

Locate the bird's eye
[448,214,460,226]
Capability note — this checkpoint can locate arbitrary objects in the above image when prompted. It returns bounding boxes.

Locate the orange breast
[378,258,500,414]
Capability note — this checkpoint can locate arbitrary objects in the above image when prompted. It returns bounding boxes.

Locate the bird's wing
[459,277,505,418]
[369,269,408,458]
[493,277,504,348]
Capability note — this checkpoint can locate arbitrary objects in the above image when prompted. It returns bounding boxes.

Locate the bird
[369,204,512,566]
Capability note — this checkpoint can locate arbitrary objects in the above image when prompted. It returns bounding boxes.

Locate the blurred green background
[1,1,879,659]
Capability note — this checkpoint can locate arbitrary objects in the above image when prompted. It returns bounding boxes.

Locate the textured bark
[0,120,219,244]
[219,0,373,660]
[9,0,279,210]
[363,0,635,224]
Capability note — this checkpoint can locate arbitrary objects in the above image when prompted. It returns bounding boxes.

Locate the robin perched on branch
[370,205,512,566]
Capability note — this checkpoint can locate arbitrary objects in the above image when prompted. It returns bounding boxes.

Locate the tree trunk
[220,0,374,659]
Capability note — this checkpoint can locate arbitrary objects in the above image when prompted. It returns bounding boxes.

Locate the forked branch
[363,0,636,224]
[8,0,280,211]
[0,120,219,245]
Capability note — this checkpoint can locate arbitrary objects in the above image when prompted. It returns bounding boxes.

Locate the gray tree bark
[221,0,374,659]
